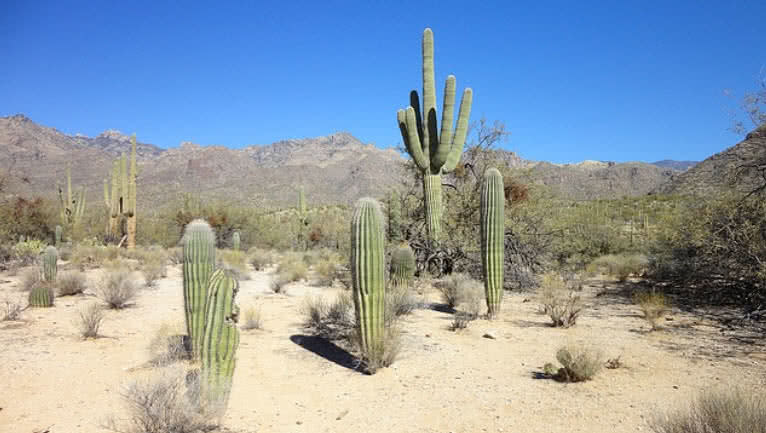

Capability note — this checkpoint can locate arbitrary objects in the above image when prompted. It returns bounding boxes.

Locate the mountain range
[0,114,703,207]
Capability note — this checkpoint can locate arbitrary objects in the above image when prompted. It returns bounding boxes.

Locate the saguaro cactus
[57,167,86,228]
[183,219,216,358]
[104,159,121,239]
[390,243,416,288]
[397,28,473,242]
[55,225,62,247]
[387,191,403,242]
[232,231,240,251]
[103,135,137,247]
[480,168,505,318]
[42,246,57,283]
[125,135,138,249]
[200,269,240,410]
[350,198,386,365]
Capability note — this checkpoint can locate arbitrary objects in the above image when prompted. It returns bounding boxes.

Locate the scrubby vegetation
[650,388,766,433]
[544,345,604,382]
[76,302,104,339]
[538,271,583,328]
[97,270,140,309]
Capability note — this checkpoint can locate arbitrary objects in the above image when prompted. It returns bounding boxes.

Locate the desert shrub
[313,254,343,287]
[2,299,22,321]
[168,247,183,265]
[436,273,482,310]
[241,306,262,330]
[386,286,419,317]
[58,244,72,261]
[650,387,766,433]
[351,327,402,374]
[12,239,45,266]
[57,271,88,296]
[634,291,670,330]
[247,248,274,271]
[538,271,584,328]
[106,367,218,433]
[301,293,355,341]
[218,249,250,281]
[273,255,308,291]
[18,267,41,292]
[589,253,648,282]
[148,322,189,366]
[97,270,140,309]
[545,345,603,382]
[76,302,104,339]
[71,245,122,270]
[449,285,483,330]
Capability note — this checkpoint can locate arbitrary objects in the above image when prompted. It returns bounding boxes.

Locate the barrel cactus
[390,243,416,288]
[200,269,240,410]
[28,283,54,308]
[480,168,505,318]
[42,246,57,283]
[232,231,240,251]
[183,219,216,358]
[351,198,386,368]
[397,28,473,242]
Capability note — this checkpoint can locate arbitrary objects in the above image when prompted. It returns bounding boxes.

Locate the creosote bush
[57,271,88,296]
[97,270,140,309]
[544,344,603,382]
[247,248,274,271]
[538,271,584,328]
[650,387,766,433]
[76,302,104,339]
[634,291,670,330]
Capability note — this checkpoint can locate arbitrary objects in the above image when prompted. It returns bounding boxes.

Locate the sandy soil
[1,263,764,433]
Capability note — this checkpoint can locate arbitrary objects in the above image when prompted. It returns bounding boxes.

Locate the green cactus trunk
[390,243,416,288]
[232,232,240,251]
[28,284,54,308]
[200,269,240,410]
[42,246,57,283]
[351,198,386,364]
[55,225,62,247]
[480,168,505,318]
[183,220,216,359]
[396,28,473,244]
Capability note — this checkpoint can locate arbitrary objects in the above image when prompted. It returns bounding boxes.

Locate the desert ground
[1,262,764,433]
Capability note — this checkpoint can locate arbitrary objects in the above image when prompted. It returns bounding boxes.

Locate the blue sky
[1,1,764,163]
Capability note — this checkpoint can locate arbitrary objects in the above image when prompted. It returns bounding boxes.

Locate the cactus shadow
[289,334,359,372]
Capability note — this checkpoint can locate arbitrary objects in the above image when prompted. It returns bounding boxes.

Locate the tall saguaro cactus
[200,269,240,409]
[104,159,121,239]
[350,198,386,365]
[57,167,86,228]
[397,28,473,242]
[183,220,217,358]
[480,168,505,318]
[125,135,138,249]
[103,135,138,247]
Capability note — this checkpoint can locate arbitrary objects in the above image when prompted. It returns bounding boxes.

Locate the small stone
[483,332,497,340]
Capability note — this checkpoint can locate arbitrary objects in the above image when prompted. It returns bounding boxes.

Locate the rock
[482,332,498,340]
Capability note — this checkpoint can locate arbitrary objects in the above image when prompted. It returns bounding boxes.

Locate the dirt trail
[1,265,764,433]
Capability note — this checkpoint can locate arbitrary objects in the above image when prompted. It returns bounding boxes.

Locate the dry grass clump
[436,273,482,310]
[140,250,168,288]
[538,271,584,328]
[313,252,343,287]
[76,302,104,339]
[106,367,219,433]
[634,291,670,330]
[18,267,41,292]
[97,270,140,309]
[218,249,250,281]
[588,253,648,282]
[2,299,23,321]
[351,327,402,375]
[650,387,766,433]
[71,245,122,270]
[57,271,88,296]
[449,286,483,330]
[272,255,309,293]
[247,248,274,271]
[241,306,263,330]
[386,286,419,317]
[147,322,189,366]
[544,344,603,382]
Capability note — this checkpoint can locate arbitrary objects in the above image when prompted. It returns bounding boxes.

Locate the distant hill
[650,160,698,171]
[658,124,766,196]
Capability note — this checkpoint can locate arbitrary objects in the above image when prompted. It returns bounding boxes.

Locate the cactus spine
[200,269,240,409]
[390,243,416,288]
[232,231,240,251]
[480,168,505,318]
[351,198,386,364]
[55,225,62,247]
[397,28,473,243]
[183,220,216,358]
[42,246,57,282]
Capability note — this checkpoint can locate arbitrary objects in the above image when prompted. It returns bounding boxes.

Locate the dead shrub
[386,286,419,317]
[247,248,273,271]
[2,299,23,321]
[147,322,189,366]
[57,271,88,296]
[650,387,766,433]
[538,271,584,328]
[436,273,482,310]
[97,270,140,309]
[545,345,603,382]
[76,302,104,339]
[241,306,262,330]
[634,291,670,330]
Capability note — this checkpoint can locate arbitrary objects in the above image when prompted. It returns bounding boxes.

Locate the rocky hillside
[658,124,766,196]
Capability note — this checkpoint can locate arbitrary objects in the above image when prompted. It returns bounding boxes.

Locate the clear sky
[1,1,764,163]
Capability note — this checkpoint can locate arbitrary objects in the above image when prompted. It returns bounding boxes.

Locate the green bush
[12,239,46,266]
[545,345,603,382]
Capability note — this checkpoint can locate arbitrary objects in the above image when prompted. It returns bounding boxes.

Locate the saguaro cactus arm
[201,269,239,408]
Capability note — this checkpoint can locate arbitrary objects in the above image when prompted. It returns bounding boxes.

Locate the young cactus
[350,198,386,367]
[28,283,54,308]
[200,269,240,411]
[183,219,216,358]
[232,231,240,251]
[390,243,416,288]
[480,168,505,318]
[397,28,473,242]
[42,246,57,283]
[55,225,62,247]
